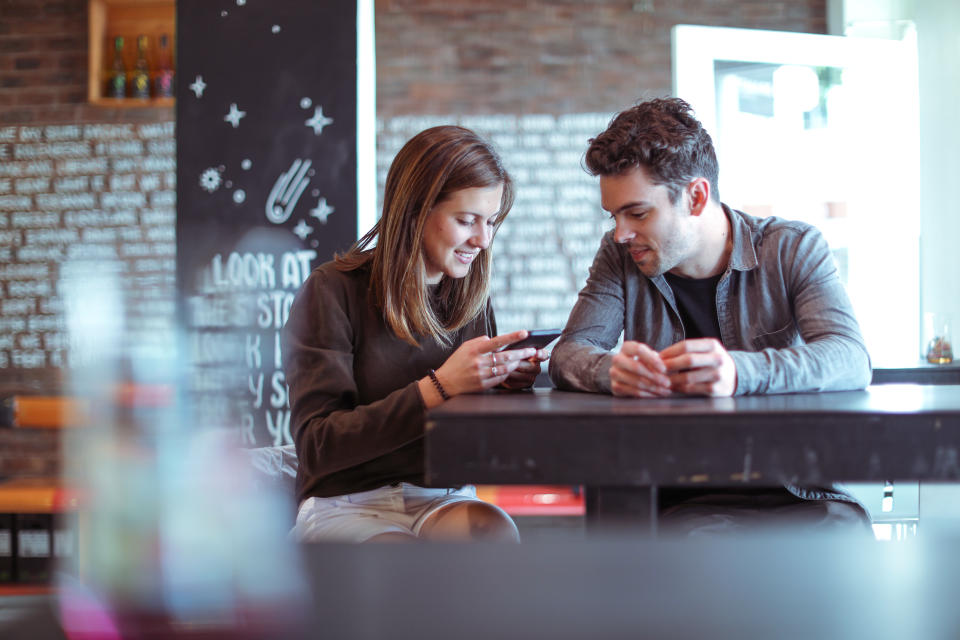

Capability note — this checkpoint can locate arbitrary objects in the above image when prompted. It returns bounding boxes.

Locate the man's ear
[687,178,710,216]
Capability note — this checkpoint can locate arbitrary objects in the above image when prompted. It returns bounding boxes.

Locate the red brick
[57,51,87,70]
[14,55,45,70]
[41,0,85,17]
[14,88,57,105]
[0,36,35,53]
[0,1,41,19]
[34,104,84,122]
[0,74,26,88]
[57,87,86,104]
[0,108,34,123]
[4,19,86,37]
[41,70,85,85]
[45,35,87,51]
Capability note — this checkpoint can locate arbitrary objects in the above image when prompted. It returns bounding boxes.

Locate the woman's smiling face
[421,184,504,284]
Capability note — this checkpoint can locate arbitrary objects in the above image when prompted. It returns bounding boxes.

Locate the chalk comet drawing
[266,159,312,224]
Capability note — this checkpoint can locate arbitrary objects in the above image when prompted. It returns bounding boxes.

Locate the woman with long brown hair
[284,126,546,542]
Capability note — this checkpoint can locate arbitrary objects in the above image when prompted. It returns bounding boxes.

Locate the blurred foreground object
[47,265,307,638]
[302,533,960,639]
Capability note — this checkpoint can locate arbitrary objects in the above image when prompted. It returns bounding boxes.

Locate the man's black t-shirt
[659,270,801,516]
[663,272,722,340]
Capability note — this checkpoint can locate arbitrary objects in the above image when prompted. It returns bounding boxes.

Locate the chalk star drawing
[305,106,334,135]
[199,167,222,193]
[189,75,206,98]
[266,159,312,224]
[271,25,281,34]
[309,197,334,224]
[292,219,313,240]
[233,189,246,204]
[224,103,246,128]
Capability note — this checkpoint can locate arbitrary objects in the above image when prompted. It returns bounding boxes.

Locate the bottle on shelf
[154,33,175,98]
[107,35,126,99]
[130,34,151,100]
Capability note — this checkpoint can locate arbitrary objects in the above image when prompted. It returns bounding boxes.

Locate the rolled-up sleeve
[549,232,624,393]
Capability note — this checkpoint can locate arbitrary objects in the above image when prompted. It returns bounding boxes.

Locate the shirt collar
[723,203,758,272]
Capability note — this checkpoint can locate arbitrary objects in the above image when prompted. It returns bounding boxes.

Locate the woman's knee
[420,502,520,543]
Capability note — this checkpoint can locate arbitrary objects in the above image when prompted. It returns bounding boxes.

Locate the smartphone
[501,329,562,351]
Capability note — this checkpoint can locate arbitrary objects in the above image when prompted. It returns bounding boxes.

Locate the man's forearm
[730,334,871,395]
[548,340,615,393]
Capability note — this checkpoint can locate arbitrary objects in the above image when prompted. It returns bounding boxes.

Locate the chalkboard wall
[176,0,358,446]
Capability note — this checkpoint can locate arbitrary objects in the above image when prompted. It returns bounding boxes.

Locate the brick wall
[376,0,827,116]
[1,0,174,476]
[1,0,175,393]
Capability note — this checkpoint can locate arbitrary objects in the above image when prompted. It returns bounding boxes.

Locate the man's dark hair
[585,97,720,204]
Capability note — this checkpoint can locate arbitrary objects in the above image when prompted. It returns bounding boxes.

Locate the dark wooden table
[872,362,960,385]
[425,385,960,532]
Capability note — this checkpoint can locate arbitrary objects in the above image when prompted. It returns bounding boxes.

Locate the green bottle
[154,34,174,98]
[131,34,150,99]
[107,36,126,99]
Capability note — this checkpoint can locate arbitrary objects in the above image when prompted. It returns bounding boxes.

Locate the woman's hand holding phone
[498,347,549,389]
[433,331,537,397]
[498,329,558,390]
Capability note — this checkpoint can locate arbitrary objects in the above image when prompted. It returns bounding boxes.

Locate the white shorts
[294,483,489,543]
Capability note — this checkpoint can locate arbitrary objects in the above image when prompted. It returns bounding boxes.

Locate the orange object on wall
[4,396,92,429]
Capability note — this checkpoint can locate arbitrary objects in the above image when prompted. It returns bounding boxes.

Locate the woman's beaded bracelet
[427,369,451,401]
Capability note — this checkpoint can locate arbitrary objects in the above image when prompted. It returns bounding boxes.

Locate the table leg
[585,486,658,536]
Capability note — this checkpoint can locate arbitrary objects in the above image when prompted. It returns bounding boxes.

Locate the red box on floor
[479,485,585,516]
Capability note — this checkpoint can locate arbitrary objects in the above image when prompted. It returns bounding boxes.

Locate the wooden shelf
[88,0,176,106]
[88,97,175,108]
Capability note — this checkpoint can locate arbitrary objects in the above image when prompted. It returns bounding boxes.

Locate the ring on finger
[492,365,499,376]
[491,353,498,366]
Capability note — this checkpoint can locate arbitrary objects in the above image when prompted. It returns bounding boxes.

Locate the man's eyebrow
[608,200,653,215]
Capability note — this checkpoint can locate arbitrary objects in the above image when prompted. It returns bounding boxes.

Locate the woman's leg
[366,531,419,543]
[296,492,419,543]
[418,501,520,542]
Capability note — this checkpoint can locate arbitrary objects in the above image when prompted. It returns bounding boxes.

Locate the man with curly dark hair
[549,97,873,535]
